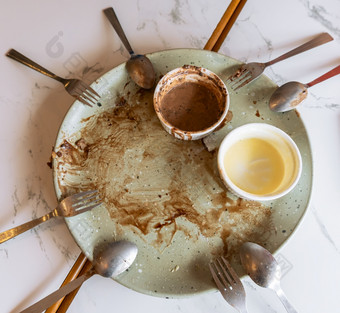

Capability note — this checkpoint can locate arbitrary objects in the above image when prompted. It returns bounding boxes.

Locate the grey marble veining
[311,205,340,253]
[0,0,340,312]
[300,0,340,39]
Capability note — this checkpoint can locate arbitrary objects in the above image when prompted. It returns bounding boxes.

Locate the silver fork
[227,32,333,90]
[0,190,101,244]
[210,256,248,313]
[6,49,100,107]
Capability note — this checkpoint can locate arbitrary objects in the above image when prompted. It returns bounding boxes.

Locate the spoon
[20,240,138,313]
[269,64,340,112]
[104,7,156,89]
[240,242,298,313]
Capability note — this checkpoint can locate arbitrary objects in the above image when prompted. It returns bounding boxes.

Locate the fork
[209,256,248,313]
[6,49,100,107]
[0,190,101,244]
[227,32,333,90]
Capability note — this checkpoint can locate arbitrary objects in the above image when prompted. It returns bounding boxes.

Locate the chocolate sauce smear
[55,88,273,256]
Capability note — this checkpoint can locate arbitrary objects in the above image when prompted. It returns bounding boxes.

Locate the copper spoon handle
[306,64,340,88]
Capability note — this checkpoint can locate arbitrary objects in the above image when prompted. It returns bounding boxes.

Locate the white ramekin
[217,123,302,201]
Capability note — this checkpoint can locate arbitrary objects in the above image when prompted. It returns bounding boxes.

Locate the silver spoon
[269,64,340,112]
[104,7,156,89]
[20,240,138,313]
[240,242,298,313]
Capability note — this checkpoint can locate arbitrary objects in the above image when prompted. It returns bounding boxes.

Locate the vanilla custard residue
[223,138,285,195]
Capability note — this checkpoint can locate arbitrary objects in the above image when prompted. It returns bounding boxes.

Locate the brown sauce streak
[54,88,273,255]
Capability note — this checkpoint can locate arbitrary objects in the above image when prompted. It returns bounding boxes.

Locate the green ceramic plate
[53,49,312,298]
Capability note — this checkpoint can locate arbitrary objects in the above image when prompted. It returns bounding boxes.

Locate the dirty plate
[53,49,312,298]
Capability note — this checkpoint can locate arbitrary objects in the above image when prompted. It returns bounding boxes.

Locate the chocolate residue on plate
[55,88,273,256]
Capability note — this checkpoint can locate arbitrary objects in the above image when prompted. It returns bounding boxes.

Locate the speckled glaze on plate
[53,49,312,298]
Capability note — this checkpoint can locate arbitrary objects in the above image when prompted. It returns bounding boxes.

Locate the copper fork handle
[0,210,55,244]
[6,49,65,83]
[266,32,333,66]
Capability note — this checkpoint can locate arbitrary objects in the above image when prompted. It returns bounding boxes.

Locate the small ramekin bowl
[153,65,229,140]
[217,123,302,201]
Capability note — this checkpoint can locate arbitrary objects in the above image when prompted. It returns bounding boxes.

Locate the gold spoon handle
[306,64,340,88]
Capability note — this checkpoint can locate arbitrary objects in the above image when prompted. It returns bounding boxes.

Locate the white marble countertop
[1,1,339,312]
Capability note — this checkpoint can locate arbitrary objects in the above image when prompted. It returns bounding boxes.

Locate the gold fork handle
[6,49,65,83]
[0,210,56,244]
[265,32,333,66]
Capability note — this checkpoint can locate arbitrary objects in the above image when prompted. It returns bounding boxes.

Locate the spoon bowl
[240,242,281,288]
[269,64,340,112]
[104,7,156,89]
[269,81,308,113]
[126,54,156,89]
[94,240,138,278]
[240,242,298,313]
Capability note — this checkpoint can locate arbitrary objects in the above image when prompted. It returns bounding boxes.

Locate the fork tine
[229,68,250,83]
[76,96,93,107]
[73,199,102,215]
[210,257,248,313]
[86,85,101,99]
[230,70,253,89]
[216,258,234,288]
[209,263,228,291]
[227,68,247,83]
[232,76,254,91]
[79,92,97,106]
[220,256,239,283]
[72,194,101,211]
[71,190,99,203]
[72,194,101,209]
[82,89,100,103]
[72,189,99,198]
[78,81,101,99]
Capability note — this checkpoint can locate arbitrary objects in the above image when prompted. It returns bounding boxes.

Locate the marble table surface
[1,0,339,312]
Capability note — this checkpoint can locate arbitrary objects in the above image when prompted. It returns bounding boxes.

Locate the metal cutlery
[19,240,138,313]
[227,32,333,90]
[0,190,101,244]
[209,256,248,313]
[6,49,100,107]
[103,7,156,89]
[269,64,340,112]
[240,242,298,313]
